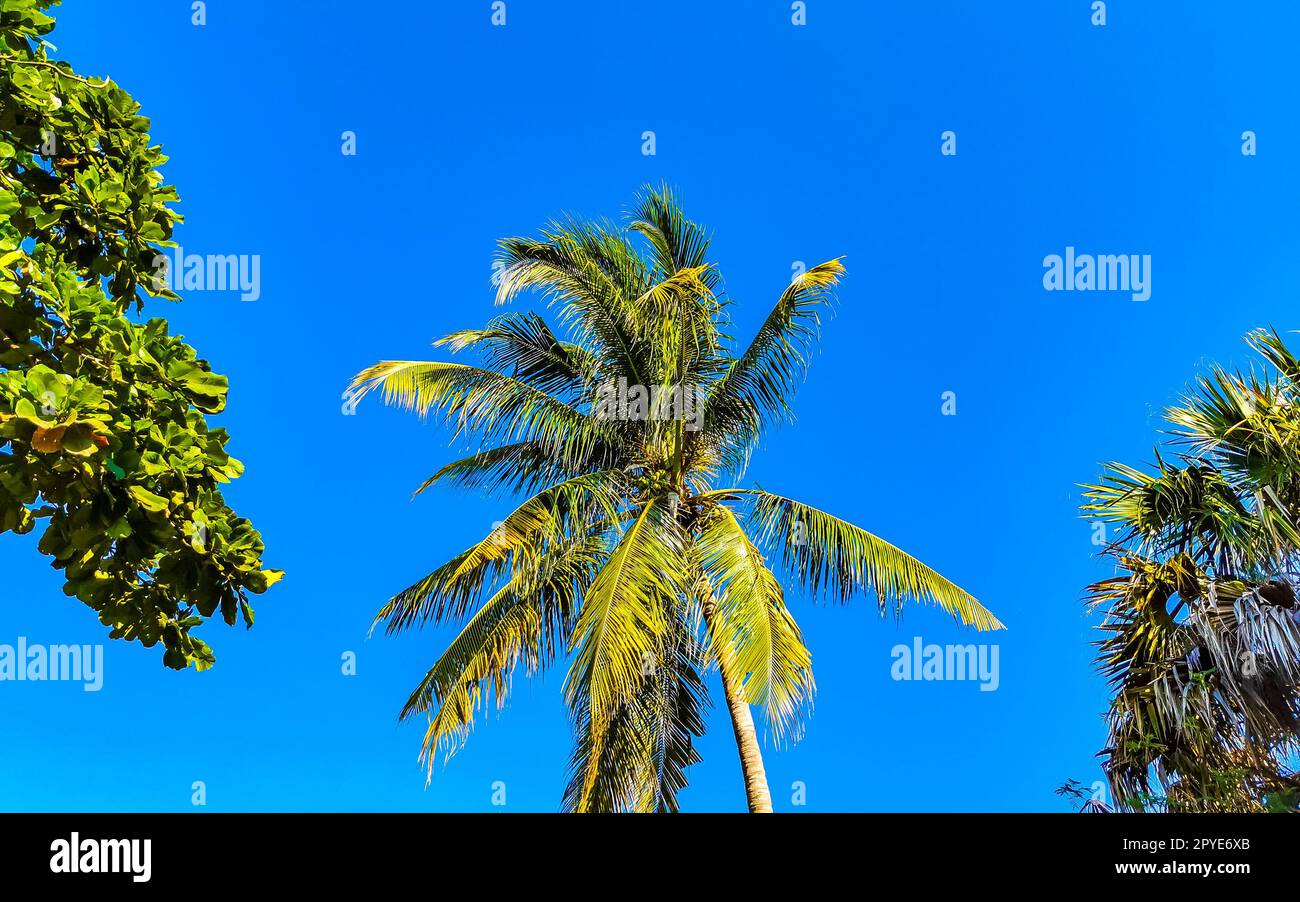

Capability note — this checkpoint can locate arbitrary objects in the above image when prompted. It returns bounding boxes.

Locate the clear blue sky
[1,0,1296,812]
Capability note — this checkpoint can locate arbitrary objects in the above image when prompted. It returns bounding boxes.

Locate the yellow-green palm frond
[402,531,608,780]
[633,264,714,318]
[561,607,708,813]
[347,359,610,468]
[404,583,542,776]
[697,258,845,474]
[628,183,718,291]
[411,439,615,501]
[495,220,649,388]
[695,505,813,743]
[373,545,506,637]
[564,497,686,808]
[637,263,722,378]
[435,311,598,400]
[374,470,624,633]
[735,489,1003,631]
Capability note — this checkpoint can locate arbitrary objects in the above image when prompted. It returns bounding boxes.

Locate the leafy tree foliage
[0,0,280,669]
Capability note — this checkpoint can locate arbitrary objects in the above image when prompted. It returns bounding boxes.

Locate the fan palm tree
[1084,329,1300,812]
[350,186,1002,812]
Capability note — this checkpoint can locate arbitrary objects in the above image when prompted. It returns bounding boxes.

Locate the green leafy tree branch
[0,0,280,669]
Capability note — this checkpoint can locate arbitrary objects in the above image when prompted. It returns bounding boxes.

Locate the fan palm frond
[1086,328,1300,812]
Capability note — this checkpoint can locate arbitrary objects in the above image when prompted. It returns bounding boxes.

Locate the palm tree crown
[1084,329,1300,812]
[351,186,1001,812]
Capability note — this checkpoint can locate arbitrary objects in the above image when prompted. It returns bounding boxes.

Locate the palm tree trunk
[703,595,773,813]
[719,654,774,812]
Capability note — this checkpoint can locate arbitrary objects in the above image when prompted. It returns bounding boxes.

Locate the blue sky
[1,0,1297,812]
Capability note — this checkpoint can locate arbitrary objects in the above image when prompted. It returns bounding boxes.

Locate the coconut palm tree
[350,186,1002,812]
[1084,328,1300,812]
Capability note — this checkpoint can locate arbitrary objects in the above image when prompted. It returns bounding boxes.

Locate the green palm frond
[1247,327,1300,385]
[734,489,1002,631]
[628,183,718,290]
[564,497,686,809]
[641,617,709,812]
[348,359,611,468]
[560,675,649,812]
[698,258,845,473]
[1082,458,1276,572]
[561,606,708,813]
[374,470,624,633]
[411,440,613,500]
[436,311,599,399]
[494,220,649,388]
[696,504,813,742]
[402,532,606,779]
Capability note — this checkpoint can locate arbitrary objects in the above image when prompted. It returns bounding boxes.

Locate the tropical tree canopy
[1084,328,1300,812]
[0,0,280,669]
[353,186,1001,812]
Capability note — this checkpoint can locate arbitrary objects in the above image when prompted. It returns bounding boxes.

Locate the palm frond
[628,184,718,289]
[373,470,624,633]
[729,489,1002,630]
[695,504,814,742]
[348,359,611,469]
[402,531,606,779]
[698,259,845,473]
[1085,328,1300,811]
[495,219,650,388]
[563,497,686,809]
[1082,458,1277,572]
[436,311,597,399]
[411,440,611,500]
[561,606,708,813]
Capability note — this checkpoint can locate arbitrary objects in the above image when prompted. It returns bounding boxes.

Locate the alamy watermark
[50,833,150,883]
[150,246,262,302]
[0,637,103,691]
[890,636,999,691]
[1043,246,1151,302]
[592,377,704,431]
